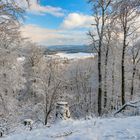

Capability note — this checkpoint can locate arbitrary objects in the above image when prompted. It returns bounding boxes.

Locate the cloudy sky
[20,0,93,46]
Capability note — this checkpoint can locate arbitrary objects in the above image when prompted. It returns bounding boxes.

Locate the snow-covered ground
[1,116,140,140]
[53,52,95,59]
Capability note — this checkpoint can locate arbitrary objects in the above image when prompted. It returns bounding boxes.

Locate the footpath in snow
[1,116,140,140]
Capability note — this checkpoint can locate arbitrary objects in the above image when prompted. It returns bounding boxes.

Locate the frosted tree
[113,0,140,105]
[88,0,112,115]
[129,35,140,100]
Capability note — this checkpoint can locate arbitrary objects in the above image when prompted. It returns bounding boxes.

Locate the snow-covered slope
[2,116,140,140]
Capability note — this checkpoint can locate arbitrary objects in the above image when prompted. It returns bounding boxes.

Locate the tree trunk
[44,114,48,125]
[104,47,109,108]
[121,29,127,105]
[111,57,115,109]
[130,66,136,100]
[121,44,125,105]
[98,41,102,116]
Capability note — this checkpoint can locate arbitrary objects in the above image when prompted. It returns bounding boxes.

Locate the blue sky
[21,0,93,46]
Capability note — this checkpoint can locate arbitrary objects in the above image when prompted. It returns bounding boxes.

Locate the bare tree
[113,0,140,105]
[130,35,140,99]
[102,20,113,108]
[88,0,112,115]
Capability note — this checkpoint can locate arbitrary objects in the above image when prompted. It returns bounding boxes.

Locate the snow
[1,116,140,140]
[23,119,34,125]
[54,52,95,59]
[57,101,68,105]
[17,57,25,62]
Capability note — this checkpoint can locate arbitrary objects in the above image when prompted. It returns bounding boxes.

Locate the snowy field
[53,52,95,59]
[1,116,140,140]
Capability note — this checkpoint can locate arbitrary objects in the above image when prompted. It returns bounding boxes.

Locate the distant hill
[45,45,94,54]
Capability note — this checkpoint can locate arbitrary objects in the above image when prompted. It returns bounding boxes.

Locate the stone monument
[55,102,70,121]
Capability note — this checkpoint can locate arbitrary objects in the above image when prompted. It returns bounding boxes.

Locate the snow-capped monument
[55,102,70,121]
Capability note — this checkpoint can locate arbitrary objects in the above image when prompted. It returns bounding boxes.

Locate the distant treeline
[45,45,94,54]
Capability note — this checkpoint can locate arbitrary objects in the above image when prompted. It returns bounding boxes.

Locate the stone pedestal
[55,102,70,121]
[23,119,33,131]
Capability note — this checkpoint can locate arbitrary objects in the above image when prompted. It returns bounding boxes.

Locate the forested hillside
[0,0,140,139]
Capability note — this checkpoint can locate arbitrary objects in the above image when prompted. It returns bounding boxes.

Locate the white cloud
[15,0,65,17]
[61,13,93,29]
[20,24,89,46]
[28,1,65,17]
